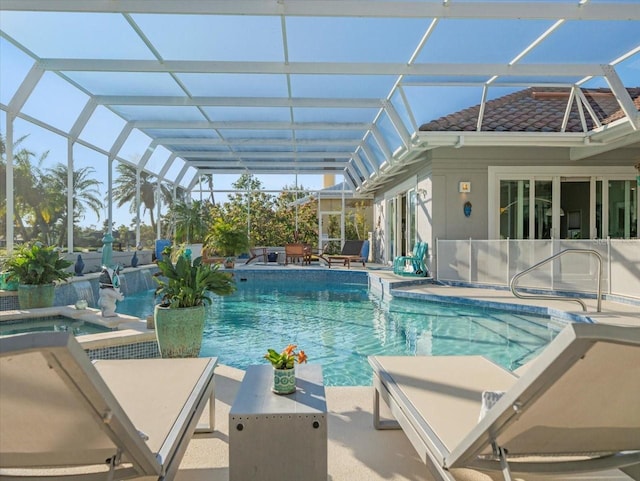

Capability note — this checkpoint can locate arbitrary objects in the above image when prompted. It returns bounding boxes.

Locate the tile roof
[418,87,640,133]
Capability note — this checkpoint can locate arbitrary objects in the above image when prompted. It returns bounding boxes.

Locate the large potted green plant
[154,248,236,358]
[204,218,250,269]
[3,243,73,308]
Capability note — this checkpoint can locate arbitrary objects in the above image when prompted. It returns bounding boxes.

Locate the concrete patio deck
[177,361,635,481]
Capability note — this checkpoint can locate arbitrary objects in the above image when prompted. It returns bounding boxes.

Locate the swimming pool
[117,279,562,386]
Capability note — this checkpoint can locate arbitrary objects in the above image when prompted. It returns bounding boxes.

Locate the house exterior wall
[416,174,434,253]
[370,144,639,265]
[430,146,569,243]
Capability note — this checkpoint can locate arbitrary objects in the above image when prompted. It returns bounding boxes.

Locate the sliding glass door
[497,172,638,240]
[608,180,638,238]
[386,187,418,263]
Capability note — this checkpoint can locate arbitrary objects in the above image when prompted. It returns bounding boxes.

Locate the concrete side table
[229,364,327,481]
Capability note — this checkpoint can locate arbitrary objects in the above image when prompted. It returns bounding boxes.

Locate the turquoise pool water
[117,280,561,386]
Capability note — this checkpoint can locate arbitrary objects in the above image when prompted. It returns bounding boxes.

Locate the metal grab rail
[510,248,603,312]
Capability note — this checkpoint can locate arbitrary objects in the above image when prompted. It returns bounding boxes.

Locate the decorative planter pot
[273,367,296,394]
[154,304,206,358]
[0,273,18,291]
[18,284,55,309]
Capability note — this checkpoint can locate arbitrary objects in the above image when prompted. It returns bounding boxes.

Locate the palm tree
[169,199,212,244]
[45,163,103,246]
[112,163,171,232]
[199,173,215,204]
[1,133,50,242]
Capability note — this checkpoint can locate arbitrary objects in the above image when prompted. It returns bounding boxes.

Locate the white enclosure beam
[132,120,371,130]
[178,151,353,160]
[5,113,14,252]
[66,139,74,253]
[153,137,361,147]
[7,63,44,115]
[158,153,178,179]
[570,130,640,161]
[382,101,412,148]
[397,87,419,132]
[197,167,348,175]
[602,65,640,130]
[136,143,157,171]
[350,155,371,183]
[345,161,365,188]
[96,95,384,109]
[5,1,638,20]
[576,89,603,130]
[109,124,135,161]
[370,126,393,162]
[188,160,349,169]
[174,164,190,187]
[38,59,608,78]
[477,85,489,131]
[68,98,97,140]
[361,144,380,174]
[560,87,577,132]
[344,165,362,189]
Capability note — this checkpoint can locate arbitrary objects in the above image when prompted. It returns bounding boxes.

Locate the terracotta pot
[154,304,206,358]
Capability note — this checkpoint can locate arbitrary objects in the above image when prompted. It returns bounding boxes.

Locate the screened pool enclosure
[1,1,639,252]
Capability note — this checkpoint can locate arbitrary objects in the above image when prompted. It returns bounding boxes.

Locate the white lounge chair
[369,323,640,481]
[0,332,217,480]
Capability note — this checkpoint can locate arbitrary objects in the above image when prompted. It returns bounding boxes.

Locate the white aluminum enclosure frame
[1,1,639,252]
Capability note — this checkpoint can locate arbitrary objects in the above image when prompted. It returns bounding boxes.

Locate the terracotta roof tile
[418,87,640,133]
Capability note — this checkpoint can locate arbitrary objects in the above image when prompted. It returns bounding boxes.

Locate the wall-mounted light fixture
[459,181,471,193]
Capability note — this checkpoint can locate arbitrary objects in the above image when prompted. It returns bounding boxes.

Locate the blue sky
[0,31,328,229]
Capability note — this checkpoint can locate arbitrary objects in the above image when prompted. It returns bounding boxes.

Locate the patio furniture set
[1,322,637,480]
[245,240,370,268]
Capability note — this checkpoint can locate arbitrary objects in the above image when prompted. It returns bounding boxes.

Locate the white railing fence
[435,238,640,301]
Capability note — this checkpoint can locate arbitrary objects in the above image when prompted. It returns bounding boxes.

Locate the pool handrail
[510,248,603,312]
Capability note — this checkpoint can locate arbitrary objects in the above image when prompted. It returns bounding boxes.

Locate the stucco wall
[429,146,567,243]
[370,143,639,264]
[416,175,433,250]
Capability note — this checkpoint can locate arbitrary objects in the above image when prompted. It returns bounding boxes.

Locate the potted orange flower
[264,344,308,394]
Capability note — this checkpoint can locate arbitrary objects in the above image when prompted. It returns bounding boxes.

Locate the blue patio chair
[393,242,428,277]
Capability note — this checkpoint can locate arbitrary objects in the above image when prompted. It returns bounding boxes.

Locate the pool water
[117,281,561,386]
[0,317,112,337]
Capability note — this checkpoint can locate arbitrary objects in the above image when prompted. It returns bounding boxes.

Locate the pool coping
[388,286,591,324]
[367,271,640,328]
